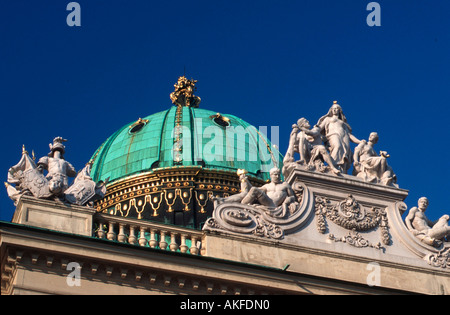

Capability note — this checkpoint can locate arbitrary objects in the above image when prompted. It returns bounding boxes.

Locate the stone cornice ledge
[203,228,448,277]
[286,167,409,202]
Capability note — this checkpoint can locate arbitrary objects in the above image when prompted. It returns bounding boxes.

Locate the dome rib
[154,106,174,168]
[91,124,129,182]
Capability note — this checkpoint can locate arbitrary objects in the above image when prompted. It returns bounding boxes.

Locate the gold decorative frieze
[94,166,265,228]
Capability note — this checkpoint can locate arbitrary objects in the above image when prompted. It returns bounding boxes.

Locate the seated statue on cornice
[353,132,397,187]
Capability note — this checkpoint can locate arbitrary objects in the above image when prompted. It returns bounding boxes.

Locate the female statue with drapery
[316,101,360,174]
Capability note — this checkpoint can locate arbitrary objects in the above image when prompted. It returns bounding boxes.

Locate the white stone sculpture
[213,168,298,218]
[213,169,252,204]
[64,162,109,206]
[405,197,450,247]
[316,101,361,174]
[6,145,52,201]
[283,101,401,188]
[37,137,77,196]
[353,132,397,187]
[283,121,336,178]
[240,167,297,218]
[6,137,107,207]
[204,168,309,239]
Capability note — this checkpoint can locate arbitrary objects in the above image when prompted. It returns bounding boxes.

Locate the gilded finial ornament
[170,76,201,108]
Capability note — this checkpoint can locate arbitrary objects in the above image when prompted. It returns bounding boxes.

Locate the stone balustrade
[93,213,203,255]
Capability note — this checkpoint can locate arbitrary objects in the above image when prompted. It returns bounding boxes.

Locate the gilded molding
[94,167,266,228]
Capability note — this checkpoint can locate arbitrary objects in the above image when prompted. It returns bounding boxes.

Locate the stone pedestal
[12,195,95,237]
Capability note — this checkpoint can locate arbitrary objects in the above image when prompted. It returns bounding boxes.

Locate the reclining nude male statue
[214,168,298,218]
[405,197,450,247]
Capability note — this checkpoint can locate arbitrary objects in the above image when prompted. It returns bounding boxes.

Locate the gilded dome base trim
[95,166,266,229]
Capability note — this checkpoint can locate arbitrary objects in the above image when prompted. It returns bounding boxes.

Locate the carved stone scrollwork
[203,181,312,240]
[424,248,450,269]
[328,230,382,250]
[205,205,284,240]
[315,194,390,249]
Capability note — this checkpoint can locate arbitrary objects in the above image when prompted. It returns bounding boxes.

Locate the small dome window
[129,118,149,134]
[210,113,231,128]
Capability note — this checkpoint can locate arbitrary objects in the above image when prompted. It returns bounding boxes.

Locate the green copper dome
[89,77,283,228]
[90,106,282,184]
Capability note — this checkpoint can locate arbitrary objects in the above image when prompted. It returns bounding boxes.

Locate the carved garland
[328,230,383,250]
[315,195,390,249]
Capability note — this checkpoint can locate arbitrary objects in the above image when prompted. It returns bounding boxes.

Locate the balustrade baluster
[190,236,199,255]
[97,222,106,239]
[159,231,168,250]
[117,224,127,243]
[128,226,137,245]
[94,216,203,255]
[107,222,116,241]
[180,234,188,253]
[169,232,179,252]
[149,229,158,248]
[138,227,148,247]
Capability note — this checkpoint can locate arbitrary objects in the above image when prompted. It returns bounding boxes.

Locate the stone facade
[2,165,449,295]
[204,168,449,295]
[2,82,449,295]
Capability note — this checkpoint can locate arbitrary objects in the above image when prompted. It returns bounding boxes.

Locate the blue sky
[0,0,449,222]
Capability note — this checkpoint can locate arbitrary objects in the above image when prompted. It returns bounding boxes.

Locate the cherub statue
[405,197,450,247]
